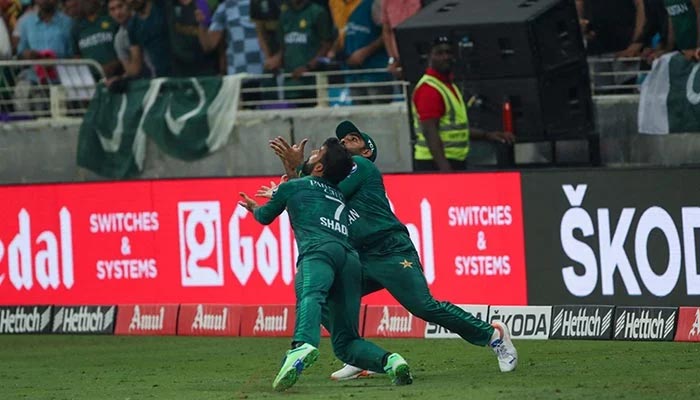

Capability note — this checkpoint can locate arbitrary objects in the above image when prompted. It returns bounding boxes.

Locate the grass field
[1,336,699,400]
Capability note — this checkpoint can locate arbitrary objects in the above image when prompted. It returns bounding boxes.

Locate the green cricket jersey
[339,156,411,252]
[277,1,333,99]
[72,14,119,65]
[665,0,698,50]
[253,175,354,254]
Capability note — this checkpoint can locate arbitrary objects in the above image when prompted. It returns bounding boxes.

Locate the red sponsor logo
[240,305,295,337]
[177,304,241,336]
[114,304,178,335]
[674,307,700,342]
[363,306,426,338]
[0,173,526,306]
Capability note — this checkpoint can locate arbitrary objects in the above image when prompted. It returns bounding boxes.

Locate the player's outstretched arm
[255,175,289,199]
[240,182,291,225]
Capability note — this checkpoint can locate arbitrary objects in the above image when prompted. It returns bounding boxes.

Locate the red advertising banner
[177,304,241,336]
[0,173,526,306]
[239,305,295,337]
[674,307,700,342]
[363,305,426,338]
[365,172,526,306]
[114,304,179,335]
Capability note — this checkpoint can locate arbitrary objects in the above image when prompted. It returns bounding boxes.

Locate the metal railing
[238,67,409,109]
[587,56,645,96]
[0,56,648,125]
[0,58,105,122]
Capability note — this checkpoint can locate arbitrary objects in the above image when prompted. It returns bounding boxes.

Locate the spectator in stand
[342,0,392,104]
[108,0,144,79]
[664,0,700,60]
[578,0,647,56]
[250,0,281,72]
[326,0,358,60]
[124,0,171,77]
[62,0,80,18]
[17,0,73,59]
[381,0,420,78]
[267,0,333,105]
[1,0,22,43]
[73,0,122,78]
[0,9,10,58]
[166,0,218,76]
[636,0,671,61]
[11,0,35,53]
[412,36,514,172]
[196,0,263,75]
[577,0,647,91]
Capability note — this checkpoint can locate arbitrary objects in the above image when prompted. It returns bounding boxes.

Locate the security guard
[411,36,514,172]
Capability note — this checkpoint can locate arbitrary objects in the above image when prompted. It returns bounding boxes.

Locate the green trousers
[293,242,388,372]
[356,233,494,346]
[362,247,494,346]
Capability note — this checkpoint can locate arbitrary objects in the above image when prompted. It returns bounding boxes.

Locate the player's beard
[301,158,317,176]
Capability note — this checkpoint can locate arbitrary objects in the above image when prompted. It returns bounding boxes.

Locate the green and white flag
[77,75,243,178]
[639,52,700,134]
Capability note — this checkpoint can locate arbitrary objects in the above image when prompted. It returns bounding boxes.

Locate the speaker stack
[395,0,595,143]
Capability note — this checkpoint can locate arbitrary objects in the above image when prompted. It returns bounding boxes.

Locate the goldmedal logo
[0,209,74,291]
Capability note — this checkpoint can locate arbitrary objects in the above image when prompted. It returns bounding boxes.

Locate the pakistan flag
[639,52,700,134]
[77,76,243,178]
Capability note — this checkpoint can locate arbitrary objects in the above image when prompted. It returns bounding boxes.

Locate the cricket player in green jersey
[239,137,413,391]
[267,121,518,380]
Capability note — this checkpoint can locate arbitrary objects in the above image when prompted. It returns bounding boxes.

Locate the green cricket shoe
[272,343,320,392]
[383,353,413,386]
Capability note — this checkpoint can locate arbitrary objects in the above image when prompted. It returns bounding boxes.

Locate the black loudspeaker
[461,63,593,141]
[395,0,586,83]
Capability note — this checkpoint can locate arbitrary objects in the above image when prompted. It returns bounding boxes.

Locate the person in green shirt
[266,0,333,105]
[664,0,700,58]
[239,137,413,392]
[267,121,518,380]
[73,0,122,78]
[165,0,219,77]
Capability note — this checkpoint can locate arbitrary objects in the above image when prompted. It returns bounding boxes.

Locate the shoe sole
[273,349,320,392]
[393,364,413,386]
[330,370,375,381]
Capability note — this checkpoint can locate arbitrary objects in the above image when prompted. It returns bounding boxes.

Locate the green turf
[1,336,698,399]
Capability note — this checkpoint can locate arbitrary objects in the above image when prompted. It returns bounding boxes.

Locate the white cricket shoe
[330,364,377,381]
[490,321,518,372]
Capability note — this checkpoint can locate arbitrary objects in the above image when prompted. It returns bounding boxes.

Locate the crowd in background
[0,0,699,105]
[0,0,435,107]
[577,0,700,62]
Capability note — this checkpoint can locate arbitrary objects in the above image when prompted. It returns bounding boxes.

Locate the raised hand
[269,136,308,175]
[255,175,288,199]
[238,192,258,212]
